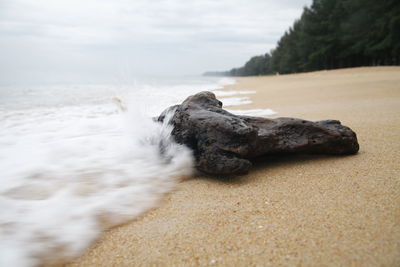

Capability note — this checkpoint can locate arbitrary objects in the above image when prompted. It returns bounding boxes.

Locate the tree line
[205,0,400,76]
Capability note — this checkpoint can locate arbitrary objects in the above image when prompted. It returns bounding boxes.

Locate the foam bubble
[217,77,236,86]
[220,96,252,107]
[213,90,256,97]
[227,108,277,116]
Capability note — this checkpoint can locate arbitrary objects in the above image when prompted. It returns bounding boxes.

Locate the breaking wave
[0,102,193,266]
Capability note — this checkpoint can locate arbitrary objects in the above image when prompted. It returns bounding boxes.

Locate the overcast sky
[0,0,311,84]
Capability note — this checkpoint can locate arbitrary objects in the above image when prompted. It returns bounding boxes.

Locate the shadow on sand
[193,153,360,185]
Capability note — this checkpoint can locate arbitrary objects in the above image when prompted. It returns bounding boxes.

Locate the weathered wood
[159,91,359,175]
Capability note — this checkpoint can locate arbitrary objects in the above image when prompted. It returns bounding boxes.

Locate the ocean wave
[0,104,193,266]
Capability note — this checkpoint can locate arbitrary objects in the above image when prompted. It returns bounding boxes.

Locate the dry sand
[68,67,400,266]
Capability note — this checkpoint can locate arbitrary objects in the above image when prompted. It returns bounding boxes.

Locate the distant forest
[205,0,400,76]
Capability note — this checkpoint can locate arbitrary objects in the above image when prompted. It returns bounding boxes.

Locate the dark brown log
[159,91,359,175]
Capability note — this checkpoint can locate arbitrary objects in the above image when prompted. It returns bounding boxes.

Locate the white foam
[226,108,277,116]
[216,77,236,86]
[220,96,252,107]
[213,90,256,97]
[0,103,193,266]
[0,76,279,266]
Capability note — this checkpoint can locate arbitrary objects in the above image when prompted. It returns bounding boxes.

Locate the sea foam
[0,77,276,266]
[0,102,193,266]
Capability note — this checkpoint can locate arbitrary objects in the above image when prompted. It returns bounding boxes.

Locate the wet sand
[69,67,400,266]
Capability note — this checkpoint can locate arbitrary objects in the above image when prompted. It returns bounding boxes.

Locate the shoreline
[68,66,400,266]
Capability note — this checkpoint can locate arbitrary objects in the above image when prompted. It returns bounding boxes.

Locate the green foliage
[226,0,400,76]
[228,54,272,76]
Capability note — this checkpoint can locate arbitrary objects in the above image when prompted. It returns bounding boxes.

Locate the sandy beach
[68,67,400,266]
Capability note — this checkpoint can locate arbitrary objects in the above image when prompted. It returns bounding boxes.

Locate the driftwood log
[159,91,359,175]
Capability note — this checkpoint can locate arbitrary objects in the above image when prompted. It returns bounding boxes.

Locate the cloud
[0,0,311,84]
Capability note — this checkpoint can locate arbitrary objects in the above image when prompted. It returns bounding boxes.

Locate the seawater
[0,77,274,266]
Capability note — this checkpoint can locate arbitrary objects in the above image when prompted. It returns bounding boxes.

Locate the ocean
[0,76,275,266]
